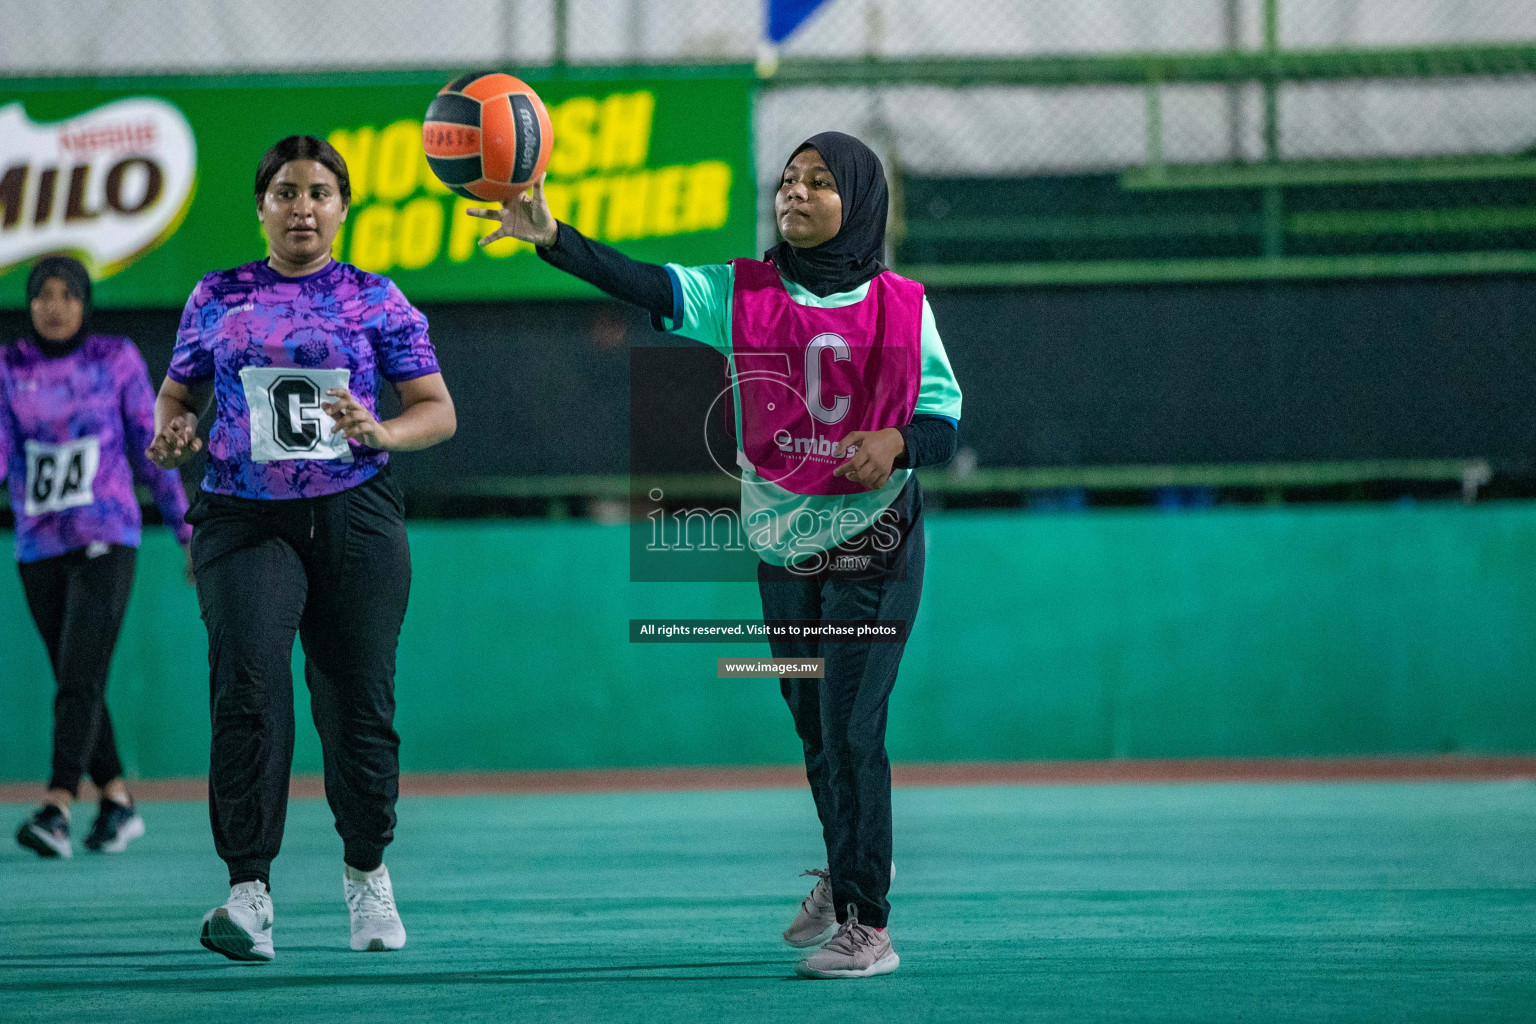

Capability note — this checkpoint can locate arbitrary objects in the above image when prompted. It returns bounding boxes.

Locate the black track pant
[187,471,410,888]
[18,544,136,797]
[757,483,926,929]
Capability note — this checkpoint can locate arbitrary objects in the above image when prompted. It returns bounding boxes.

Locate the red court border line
[3,756,1533,804]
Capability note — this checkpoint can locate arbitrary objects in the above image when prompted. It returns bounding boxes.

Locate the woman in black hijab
[467,131,963,979]
[25,256,94,355]
[766,131,890,296]
[6,255,193,859]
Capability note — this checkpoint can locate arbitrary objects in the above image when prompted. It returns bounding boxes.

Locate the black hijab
[26,254,93,357]
[765,131,888,297]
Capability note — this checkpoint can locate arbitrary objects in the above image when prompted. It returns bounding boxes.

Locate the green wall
[3,502,1535,782]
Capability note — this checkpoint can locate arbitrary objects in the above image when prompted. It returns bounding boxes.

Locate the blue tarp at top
[767,0,834,44]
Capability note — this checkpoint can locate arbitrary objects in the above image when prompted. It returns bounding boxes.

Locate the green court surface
[2,781,1534,1023]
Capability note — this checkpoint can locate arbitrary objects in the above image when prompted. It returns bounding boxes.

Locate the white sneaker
[200,881,275,962]
[346,864,406,951]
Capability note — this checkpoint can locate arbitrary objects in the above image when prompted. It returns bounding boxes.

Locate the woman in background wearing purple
[147,136,456,962]
[3,255,193,859]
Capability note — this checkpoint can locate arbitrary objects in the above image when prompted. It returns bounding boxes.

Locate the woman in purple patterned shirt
[4,255,193,860]
[146,136,457,962]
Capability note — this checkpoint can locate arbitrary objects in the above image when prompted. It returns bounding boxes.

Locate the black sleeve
[894,416,958,470]
[535,222,678,322]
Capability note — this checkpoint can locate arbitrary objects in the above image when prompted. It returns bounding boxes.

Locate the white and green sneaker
[200,881,275,962]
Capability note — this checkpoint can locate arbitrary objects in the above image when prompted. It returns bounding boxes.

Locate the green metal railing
[134,462,1496,515]
[905,252,1536,288]
[379,458,1493,503]
[758,45,1536,89]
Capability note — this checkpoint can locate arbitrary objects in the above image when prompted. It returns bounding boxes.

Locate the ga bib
[240,367,353,463]
[23,436,101,516]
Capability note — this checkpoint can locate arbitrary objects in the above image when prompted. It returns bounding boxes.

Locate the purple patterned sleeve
[168,278,215,384]
[0,361,12,486]
[118,342,192,544]
[378,280,439,383]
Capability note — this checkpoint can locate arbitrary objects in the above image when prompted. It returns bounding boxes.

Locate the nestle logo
[59,120,157,156]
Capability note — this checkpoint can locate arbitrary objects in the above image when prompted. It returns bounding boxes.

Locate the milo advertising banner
[0,68,754,308]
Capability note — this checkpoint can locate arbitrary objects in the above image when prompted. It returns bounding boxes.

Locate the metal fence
[7,0,1536,281]
[9,1,1536,70]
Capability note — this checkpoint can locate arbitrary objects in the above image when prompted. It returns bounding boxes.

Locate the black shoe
[16,804,71,859]
[83,798,144,854]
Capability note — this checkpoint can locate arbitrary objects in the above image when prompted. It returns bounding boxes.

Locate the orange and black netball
[422,72,553,202]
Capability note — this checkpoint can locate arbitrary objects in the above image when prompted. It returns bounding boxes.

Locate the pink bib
[729,258,923,496]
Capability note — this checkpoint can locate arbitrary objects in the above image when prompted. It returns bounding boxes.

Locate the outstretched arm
[467,177,676,321]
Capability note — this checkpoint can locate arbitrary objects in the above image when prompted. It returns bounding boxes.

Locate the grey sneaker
[795,905,899,979]
[782,862,896,948]
[783,869,837,947]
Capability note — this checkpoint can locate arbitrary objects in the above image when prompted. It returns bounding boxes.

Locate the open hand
[833,428,905,490]
[465,174,558,248]
[323,388,392,449]
[146,413,202,469]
